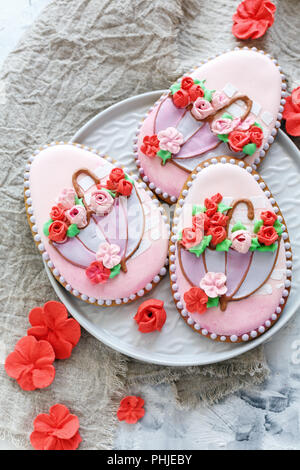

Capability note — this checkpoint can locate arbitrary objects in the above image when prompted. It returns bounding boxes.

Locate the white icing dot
[177,302,183,309]
[221,157,226,164]
[47,261,54,268]
[170,245,175,252]
[242,334,249,342]
[34,234,41,242]
[27,198,32,205]
[42,252,49,260]
[32,225,38,232]
[53,269,59,277]
[230,335,238,342]
[246,166,252,173]
[129,294,136,300]
[275,307,281,314]
[146,283,152,291]
[286,260,292,268]
[170,255,175,262]
[204,162,209,167]
[97,299,104,305]
[155,188,161,195]
[230,159,236,164]
[143,176,149,182]
[250,330,257,338]
[282,289,289,297]
[275,121,281,128]
[171,274,177,282]
[196,166,202,172]
[172,284,178,291]
[238,161,245,167]
[28,206,34,214]
[116,298,122,304]
[25,190,31,197]
[137,290,144,297]
[187,182,192,188]
[81,294,88,301]
[187,317,194,325]
[272,312,278,320]
[174,292,180,300]
[273,207,279,213]
[38,243,44,251]
[149,182,155,189]
[210,333,217,340]
[259,182,266,189]
[286,269,292,277]
[258,326,265,334]
[73,289,79,296]
[212,158,218,164]
[30,216,36,223]
[160,267,167,276]
[59,277,65,284]
[191,174,197,179]
[123,297,129,303]
[282,233,288,240]
[153,275,160,283]
[285,242,291,249]
[163,192,168,199]
[263,143,269,151]
[265,190,270,197]
[268,136,274,144]
[24,172,30,179]
[182,190,188,197]
[105,300,112,306]
[65,284,72,291]
[265,320,271,328]
[194,323,200,329]
[279,298,285,305]
[259,150,265,157]
[220,336,226,342]
[170,264,176,272]
[286,252,292,259]
[202,329,208,336]
[170,196,177,203]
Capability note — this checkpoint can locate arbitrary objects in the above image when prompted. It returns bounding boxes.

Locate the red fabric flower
[141,135,160,157]
[85,261,110,284]
[181,76,194,90]
[228,130,250,152]
[249,125,263,146]
[50,205,66,222]
[30,404,82,450]
[283,87,300,136]
[48,220,68,243]
[5,336,55,391]
[207,226,227,246]
[184,287,208,314]
[210,212,228,227]
[232,0,276,40]
[173,89,190,108]
[192,212,210,232]
[257,225,278,245]
[27,301,81,360]
[117,396,145,424]
[204,198,218,217]
[117,178,133,196]
[188,84,204,102]
[260,210,277,226]
[134,299,166,333]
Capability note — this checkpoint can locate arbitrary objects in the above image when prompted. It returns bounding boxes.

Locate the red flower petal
[33,413,55,434]
[117,396,145,424]
[27,325,49,339]
[17,370,35,391]
[232,0,276,40]
[30,431,49,450]
[57,318,81,347]
[43,301,68,329]
[49,404,71,424]
[47,331,73,360]
[52,415,80,440]
[60,432,82,451]
[285,112,300,137]
[32,365,55,389]
[28,307,45,327]
[5,351,28,379]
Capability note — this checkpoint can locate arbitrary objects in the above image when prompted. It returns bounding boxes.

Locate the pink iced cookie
[25,143,169,306]
[135,48,285,203]
[170,157,292,343]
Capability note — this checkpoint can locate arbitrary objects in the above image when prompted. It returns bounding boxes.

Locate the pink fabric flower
[157,127,184,154]
[236,116,256,131]
[66,205,87,228]
[96,242,121,269]
[211,117,240,135]
[89,189,114,216]
[191,98,214,120]
[211,91,229,110]
[200,272,227,298]
[230,229,252,253]
[57,188,76,210]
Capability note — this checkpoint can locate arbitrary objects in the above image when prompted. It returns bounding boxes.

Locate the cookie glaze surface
[25,143,169,305]
[170,157,292,342]
[136,48,285,202]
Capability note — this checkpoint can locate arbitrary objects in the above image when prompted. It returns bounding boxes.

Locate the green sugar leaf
[157,149,172,165]
[243,143,257,156]
[204,88,215,102]
[217,133,229,143]
[109,263,121,279]
[215,239,232,252]
[67,224,80,238]
[254,122,263,129]
[256,243,278,253]
[253,220,263,233]
[75,195,84,206]
[170,82,181,95]
[207,296,219,308]
[188,235,212,257]
[231,221,247,232]
[124,173,135,185]
[250,237,261,251]
[222,112,233,120]
[273,219,283,236]
[43,219,53,237]
[177,231,182,241]
[192,204,206,215]
[218,202,232,213]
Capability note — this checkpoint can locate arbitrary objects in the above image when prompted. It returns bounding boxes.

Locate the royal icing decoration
[135,48,285,202]
[134,299,166,333]
[170,158,292,342]
[283,87,300,137]
[232,0,276,40]
[117,396,145,424]
[25,143,169,305]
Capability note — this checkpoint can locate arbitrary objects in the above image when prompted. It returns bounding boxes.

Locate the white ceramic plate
[44,91,300,366]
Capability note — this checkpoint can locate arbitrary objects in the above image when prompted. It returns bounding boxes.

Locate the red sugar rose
[184,287,208,314]
[141,135,160,157]
[181,227,202,250]
[117,178,133,196]
[181,76,194,90]
[48,220,68,243]
[192,212,210,232]
[134,299,166,333]
[283,87,300,137]
[188,84,204,102]
[85,261,110,284]
[27,301,81,360]
[211,193,223,204]
[110,167,125,183]
[105,179,118,191]
[173,89,190,108]
[117,396,145,424]
[207,225,227,246]
[5,336,55,391]
[232,0,276,40]
[260,210,277,226]
[50,205,66,222]
[257,225,278,246]
[30,404,82,450]
[249,125,263,146]
[228,130,250,153]
[210,212,228,227]
[204,198,218,218]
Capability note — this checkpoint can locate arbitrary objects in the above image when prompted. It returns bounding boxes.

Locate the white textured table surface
[1,0,300,451]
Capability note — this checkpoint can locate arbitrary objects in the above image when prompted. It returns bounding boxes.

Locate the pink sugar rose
[181,227,203,250]
[157,127,184,154]
[211,117,241,135]
[96,242,121,269]
[57,188,76,209]
[191,98,214,120]
[236,116,256,131]
[211,91,229,110]
[200,272,227,298]
[66,205,87,228]
[230,229,252,254]
[89,189,114,216]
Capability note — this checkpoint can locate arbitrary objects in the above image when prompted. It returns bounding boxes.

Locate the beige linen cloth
[0,0,299,450]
